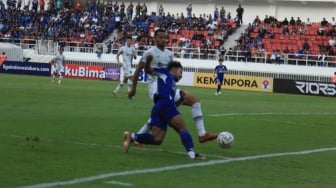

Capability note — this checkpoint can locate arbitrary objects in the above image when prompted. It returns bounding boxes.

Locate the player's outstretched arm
[143,54,153,73]
[128,53,153,99]
[128,61,145,99]
[116,51,122,67]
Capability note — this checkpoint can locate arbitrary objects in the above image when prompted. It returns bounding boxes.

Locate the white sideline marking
[105,180,133,186]
[208,112,336,117]
[18,147,336,188]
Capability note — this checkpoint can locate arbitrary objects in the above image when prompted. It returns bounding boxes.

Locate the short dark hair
[154,29,166,37]
[168,61,183,70]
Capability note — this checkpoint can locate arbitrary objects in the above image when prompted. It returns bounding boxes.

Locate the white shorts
[122,65,133,78]
[54,64,64,74]
[148,80,181,103]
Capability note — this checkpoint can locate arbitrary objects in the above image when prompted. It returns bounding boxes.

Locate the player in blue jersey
[123,61,205,159]
[128,29,218,144]
[214,58,228,95]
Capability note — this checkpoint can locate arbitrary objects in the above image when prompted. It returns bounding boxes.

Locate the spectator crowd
[230,14,336,66]
[0,0,241,60]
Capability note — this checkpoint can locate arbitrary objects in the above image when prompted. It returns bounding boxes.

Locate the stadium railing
[224,49,336,67]
[2,37,335,67]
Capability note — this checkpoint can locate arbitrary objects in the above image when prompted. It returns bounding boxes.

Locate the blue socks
[134,130,194,152]
[180,130,194,152]
[135,133,155,144]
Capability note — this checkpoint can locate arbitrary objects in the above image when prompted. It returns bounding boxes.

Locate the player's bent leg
[199,132,218,143]
[180,91,218,143]
[134,118,151,147]
[123,126,165,153]
[180,91,199,106]
[127,76,133,93]
[169,115,205,159]
[123,131,132,153]
[150,126,166,145]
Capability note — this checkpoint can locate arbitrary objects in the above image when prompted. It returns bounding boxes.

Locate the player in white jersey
[128,29,218,144]
[51,48,65,84]
[140,40,174,101]
[113,37,137,95]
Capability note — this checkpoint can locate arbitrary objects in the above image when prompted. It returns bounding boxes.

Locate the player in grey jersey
[51,48,65,84]
[128,29,218,145]
[113,37,137,95]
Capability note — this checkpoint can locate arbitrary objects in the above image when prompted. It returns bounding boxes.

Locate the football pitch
[1,74,336,188]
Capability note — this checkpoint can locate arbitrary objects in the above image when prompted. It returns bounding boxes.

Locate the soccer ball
[217,131,234,149]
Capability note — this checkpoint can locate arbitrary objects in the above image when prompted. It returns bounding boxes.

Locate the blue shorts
[216,77,223,85]
[150,99,180,132]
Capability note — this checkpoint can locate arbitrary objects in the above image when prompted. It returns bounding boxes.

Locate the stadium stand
[232,17,336,67]
[0,0,336,68]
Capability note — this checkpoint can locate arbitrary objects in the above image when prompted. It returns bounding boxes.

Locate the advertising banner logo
[0,61,51,76]
[295,81,336,96]
[104,67,120,81]
[194,73,273,92]
[274,79,336,97]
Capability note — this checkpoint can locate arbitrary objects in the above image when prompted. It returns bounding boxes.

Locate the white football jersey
[141,46,175,101]
[141,46,174,84]
[55,54,65,66]
[118,45,136,68]
[54,54,65,73]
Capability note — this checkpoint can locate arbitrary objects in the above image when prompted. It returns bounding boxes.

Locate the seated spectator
[328,36,336,47]
[296,17,302,26]
[290,26,297,35]
[319,43,328,52]
[302,39,310,51]
[268,29,274,39]
[306,18,312,26]
[299,25,306,35]
[244,47,252,62]
[283,46,290,54]
[327,26,336,37]
[282,17,289,26]
[321,17,329,27]
[252,15,261,27]
[269,16,278,27]
[282,25,289,35]
[75,0,82,12]
[105,39,112,54]
[295,48,305,59]
[96,44,103,58]
[270,50,276,63]
[258,25,267,38]
[317,26,326,36]
[317,52,327,66]
[263,15,270,24]
[332,17,336,27]
[0,0,5,10]
[289,17,296,26]
[275,50,282,65]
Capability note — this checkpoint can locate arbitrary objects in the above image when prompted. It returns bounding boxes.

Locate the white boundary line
[208,112,336,117]
[18,147,336,188]
[105,180,133,186]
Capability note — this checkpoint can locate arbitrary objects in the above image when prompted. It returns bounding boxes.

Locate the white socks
[192,102,206,136]
[137,118,151,134]
[187,150,196,159]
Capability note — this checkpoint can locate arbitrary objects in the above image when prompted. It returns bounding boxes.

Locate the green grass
[0,74,335,188]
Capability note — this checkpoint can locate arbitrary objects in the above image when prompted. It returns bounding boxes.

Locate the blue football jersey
[152,67,176,102]
[215,65,227,80]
